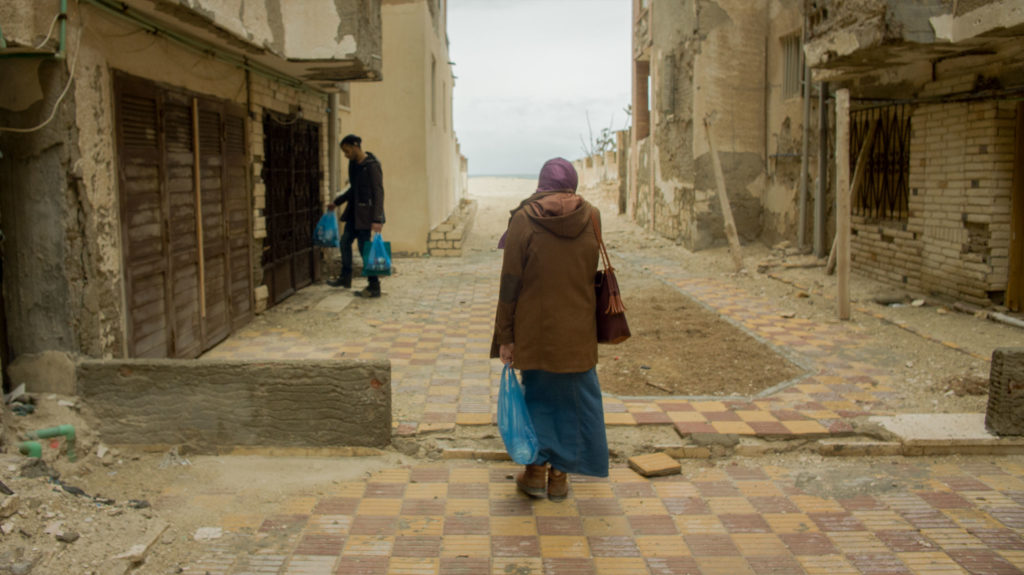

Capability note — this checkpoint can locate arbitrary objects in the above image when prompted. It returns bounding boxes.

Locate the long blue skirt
[521,368,609,478]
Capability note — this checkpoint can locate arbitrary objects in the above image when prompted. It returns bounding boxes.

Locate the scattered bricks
[985,348,1024,436]
[627,453,681,477]
[429,231,445,241]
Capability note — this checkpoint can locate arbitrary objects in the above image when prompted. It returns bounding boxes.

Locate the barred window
[781,33,802,99]
[851,105,912,222]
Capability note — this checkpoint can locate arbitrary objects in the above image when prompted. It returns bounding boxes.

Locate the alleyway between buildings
[3,177,1024,574]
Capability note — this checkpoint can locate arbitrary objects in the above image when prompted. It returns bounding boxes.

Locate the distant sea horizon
[469,174,535,180]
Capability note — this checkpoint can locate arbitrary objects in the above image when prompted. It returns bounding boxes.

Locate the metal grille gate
[261,114,322,306]
[850,104,912,221]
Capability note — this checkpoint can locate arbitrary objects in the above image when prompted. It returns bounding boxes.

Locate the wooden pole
[835,89,851,320]
[192,98,206,319]
[703,116,744,272]
[826,118,878,275]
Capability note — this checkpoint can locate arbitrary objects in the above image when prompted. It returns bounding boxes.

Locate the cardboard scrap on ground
[627,452,682,477]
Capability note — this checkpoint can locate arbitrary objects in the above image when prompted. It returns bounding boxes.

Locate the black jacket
[333,152,385,230]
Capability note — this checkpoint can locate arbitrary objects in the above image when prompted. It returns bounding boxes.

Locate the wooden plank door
[115,75,171,358]
[116,73,253,358]
[163,91,204,358]
[224,112,254,330]
[197,101,232,349]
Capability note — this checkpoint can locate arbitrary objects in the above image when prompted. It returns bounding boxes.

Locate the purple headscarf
[498,158,580,248]
[536,157,578,193]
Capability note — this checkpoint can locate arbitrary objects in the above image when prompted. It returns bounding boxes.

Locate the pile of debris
[0,391,177,574]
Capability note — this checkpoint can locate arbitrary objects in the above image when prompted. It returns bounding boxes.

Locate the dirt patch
[596,278,803,397]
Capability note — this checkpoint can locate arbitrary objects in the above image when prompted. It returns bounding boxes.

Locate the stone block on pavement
[627,452,681,477]
[986,347,1024,436]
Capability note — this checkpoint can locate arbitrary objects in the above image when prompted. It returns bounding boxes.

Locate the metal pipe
[328,92,340,203]
[797,18,811,250]
[57,0,67,59]
[814,82,829,257]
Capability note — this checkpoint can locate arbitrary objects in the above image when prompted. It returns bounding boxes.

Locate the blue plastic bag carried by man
[313,213,340,248]
[498,364,539,465]
[361,233,392,276]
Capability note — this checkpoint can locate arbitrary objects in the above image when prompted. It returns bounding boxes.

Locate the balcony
[804,0,1024,81]
[90,0,382,86]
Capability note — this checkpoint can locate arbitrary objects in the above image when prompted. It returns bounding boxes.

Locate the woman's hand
[499,343,514,365]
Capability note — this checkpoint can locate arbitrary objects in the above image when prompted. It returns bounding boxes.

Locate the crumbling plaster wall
[690,0,768,249]
[761,0,809,246]
[0,57,78,357]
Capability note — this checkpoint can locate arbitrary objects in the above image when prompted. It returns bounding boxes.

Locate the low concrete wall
[77,359,391,451]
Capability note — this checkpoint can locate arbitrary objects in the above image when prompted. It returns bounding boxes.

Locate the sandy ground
[0,176,1020,572]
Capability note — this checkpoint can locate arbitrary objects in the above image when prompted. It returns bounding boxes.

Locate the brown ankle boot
[515,464,547,498]
[548,468,569,502]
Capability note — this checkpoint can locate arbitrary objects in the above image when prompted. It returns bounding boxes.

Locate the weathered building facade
[346,0,466,255]
[0,0,382,370]
[805,0,1024,309]
[628,0,816,250]
[624,0,1023,309]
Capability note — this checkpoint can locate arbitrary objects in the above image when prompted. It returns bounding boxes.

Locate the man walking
[327,134,385,298]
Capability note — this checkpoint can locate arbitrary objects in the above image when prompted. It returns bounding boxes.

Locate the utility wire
[0,22,81,134]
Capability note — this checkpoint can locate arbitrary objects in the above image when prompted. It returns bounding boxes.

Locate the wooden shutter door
[224,112,254,329]
[115,75,171,358]
[163,92,203,358]
[197,101,232,348]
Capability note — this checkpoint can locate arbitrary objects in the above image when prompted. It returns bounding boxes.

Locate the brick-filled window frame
[850,104,912,222]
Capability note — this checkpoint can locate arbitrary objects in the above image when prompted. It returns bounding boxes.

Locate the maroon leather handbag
[591,213,630,344]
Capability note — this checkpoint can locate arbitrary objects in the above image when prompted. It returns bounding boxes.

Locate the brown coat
[490,192,600,373]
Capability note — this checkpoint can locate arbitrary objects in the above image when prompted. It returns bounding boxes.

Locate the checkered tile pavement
[206,247,924,438]
[177,458,1024,574]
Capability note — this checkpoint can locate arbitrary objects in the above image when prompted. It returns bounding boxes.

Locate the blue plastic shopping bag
[497,364,539,465]
[313,213,340,248]
[361,233,392,276]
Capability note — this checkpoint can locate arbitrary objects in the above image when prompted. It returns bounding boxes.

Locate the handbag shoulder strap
[590,211,613,273]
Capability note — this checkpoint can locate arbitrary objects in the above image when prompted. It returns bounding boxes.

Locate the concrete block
[7,351,77,395]
[986,348,1024,436]
[77,359,391,451]
[429,231,445,241]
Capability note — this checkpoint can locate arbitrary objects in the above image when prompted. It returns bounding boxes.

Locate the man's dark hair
[340,134,362,148]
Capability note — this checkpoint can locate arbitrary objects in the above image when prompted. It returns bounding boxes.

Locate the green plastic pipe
[18,441,42,458]
[0,20,8,50]
[26,425,76,462]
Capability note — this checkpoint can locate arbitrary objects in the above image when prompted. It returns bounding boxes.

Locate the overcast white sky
[448,0,631,176]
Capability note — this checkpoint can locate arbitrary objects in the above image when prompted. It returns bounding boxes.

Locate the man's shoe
[353,287,381,298]
[327,276,351,288]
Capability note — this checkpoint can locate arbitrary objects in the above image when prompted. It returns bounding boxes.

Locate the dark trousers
[340,223,380,289]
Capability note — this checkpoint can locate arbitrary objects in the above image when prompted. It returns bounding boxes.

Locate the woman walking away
[491,157,609,501]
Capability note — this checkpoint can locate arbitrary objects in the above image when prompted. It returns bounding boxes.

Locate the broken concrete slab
[314,292,355,313]
[869,413,1024,455]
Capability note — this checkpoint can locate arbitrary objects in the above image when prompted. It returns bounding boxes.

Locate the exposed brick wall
[427,199,476,257]
[851,73,1016,305]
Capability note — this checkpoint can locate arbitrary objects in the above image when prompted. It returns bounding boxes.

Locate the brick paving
[187,201,1024,572]
[174,459,1024,574]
